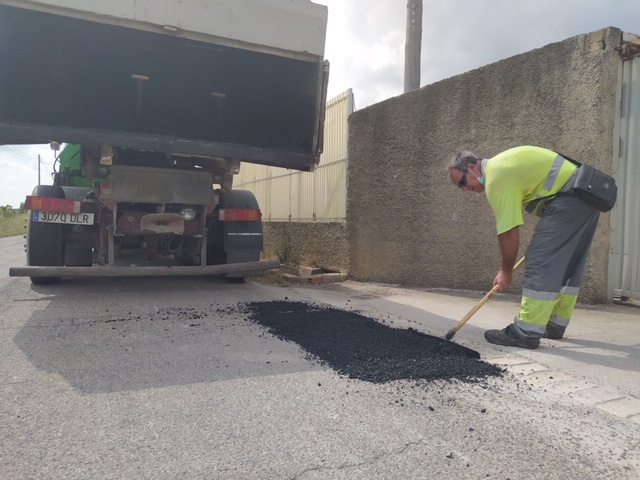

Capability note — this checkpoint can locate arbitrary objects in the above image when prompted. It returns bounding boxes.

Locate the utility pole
[38,154,41,186]
[404,0,423,92]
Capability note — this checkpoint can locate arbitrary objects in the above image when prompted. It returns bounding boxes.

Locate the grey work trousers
[513,191,601,338]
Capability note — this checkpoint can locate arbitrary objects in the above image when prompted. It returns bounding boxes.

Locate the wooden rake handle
[448,256,525,337]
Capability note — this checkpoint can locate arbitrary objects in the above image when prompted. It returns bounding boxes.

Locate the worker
[447,146,601,349]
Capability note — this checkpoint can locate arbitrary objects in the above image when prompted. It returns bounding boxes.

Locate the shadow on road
[13,276,321,395]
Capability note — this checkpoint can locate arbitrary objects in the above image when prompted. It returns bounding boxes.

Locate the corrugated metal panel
[295,170,315,218]
[610,56,640,299]
[251,177,270,218]
[314,158,347,220]
[269,174,291,221]
[234,88,353,221]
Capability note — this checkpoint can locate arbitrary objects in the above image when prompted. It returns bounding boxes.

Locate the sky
[2,0,640,207]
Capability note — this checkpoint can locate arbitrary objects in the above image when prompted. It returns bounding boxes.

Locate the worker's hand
[494,270,512,292]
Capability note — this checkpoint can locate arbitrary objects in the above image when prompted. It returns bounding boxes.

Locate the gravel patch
[246,300,503,384]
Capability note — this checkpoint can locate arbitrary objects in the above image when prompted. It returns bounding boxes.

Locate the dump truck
[1,0,329,283]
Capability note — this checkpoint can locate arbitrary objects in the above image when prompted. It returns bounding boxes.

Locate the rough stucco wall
[348,27,622,303]
[262,222,348,273]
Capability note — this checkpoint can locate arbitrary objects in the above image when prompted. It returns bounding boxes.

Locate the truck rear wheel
[26,185,65,284]
[207,189,263,282]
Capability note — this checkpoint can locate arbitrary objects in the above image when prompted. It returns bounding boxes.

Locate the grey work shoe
[484,324,540,349]
[543,323,566,340]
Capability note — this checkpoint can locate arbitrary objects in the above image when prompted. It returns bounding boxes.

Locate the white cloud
[0,145,55,208]
[368,30,404,72]
[318,0,640,107]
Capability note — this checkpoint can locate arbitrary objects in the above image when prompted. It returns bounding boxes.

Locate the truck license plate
[33,211,94,225]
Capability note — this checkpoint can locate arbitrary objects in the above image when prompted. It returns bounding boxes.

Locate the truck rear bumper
[9,260,280,278]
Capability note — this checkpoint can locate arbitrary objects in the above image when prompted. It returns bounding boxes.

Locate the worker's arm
[494,226,519,291]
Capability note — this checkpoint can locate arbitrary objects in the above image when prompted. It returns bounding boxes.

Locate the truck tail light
[218,209,261,221]
[26,195,81,214]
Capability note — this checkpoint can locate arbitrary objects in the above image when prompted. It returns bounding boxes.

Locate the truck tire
[26,185,65,284]
[207,189,263,282]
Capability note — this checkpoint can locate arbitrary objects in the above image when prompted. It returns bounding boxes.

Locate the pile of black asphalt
[245,300,503,384]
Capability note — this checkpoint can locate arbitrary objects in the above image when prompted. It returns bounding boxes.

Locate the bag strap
[555,152,583,167]
[526,151,581,209]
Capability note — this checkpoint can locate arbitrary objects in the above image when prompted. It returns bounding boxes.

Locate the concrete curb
[280,265,348,285]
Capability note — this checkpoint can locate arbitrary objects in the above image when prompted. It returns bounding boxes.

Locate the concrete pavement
[295,280,640,425]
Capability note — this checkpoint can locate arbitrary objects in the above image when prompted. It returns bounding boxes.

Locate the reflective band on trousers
[515,316,546,336]
[519,295,556,327]
[518,291,578,332]
[548,314,570,328]
[560,285,580,296]
[522,288,559,302]
[551,292,578,326]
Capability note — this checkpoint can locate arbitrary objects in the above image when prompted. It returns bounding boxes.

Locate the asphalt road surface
[1,236,639,479]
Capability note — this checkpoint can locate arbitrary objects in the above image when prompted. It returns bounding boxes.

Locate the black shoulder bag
[557,152,618,212]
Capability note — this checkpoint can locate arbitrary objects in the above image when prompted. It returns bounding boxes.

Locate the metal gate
[610,50,640,300]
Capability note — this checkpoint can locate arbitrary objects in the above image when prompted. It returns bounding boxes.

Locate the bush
[0,205,17,216]
[0,210,27,238]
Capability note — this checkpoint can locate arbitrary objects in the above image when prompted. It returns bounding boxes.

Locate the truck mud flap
[218,190,263,278]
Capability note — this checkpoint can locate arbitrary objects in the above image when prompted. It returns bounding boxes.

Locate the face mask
[470,166,486,186]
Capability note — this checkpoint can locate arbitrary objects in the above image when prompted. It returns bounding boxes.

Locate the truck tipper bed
[1,0,329,283]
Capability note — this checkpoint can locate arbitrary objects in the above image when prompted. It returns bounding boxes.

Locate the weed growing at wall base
[275,230,296,265]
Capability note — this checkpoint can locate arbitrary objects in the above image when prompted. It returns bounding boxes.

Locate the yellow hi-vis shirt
[485,146,577,235]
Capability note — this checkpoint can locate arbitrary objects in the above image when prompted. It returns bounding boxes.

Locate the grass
[0,212,27,238]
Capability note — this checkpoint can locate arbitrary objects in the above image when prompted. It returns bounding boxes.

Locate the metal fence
[610,55,640,299]
[234,89,353,222]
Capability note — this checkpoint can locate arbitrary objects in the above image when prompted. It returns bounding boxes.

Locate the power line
[41,160,53,179]
[0,145,38,162]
